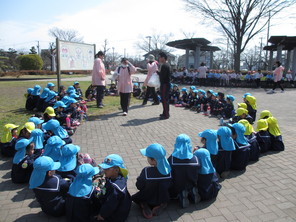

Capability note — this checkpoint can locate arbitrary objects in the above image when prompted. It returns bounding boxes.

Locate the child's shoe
[141,203,153,219]
[178,190,189,208]
[188,187,201,204]
[152,203,167,216]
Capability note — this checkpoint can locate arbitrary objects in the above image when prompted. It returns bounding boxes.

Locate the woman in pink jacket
[91,51,106,108]
[267,61,284,94]
[116,58,136,116]
[142,54,159,106]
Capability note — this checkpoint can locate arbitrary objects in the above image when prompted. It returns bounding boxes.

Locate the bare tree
[135,33,174,53]
[184,0,296,72]
[48,27,84,42]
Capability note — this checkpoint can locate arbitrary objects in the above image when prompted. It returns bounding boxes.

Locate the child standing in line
[230,123,251,171]
[0,124,19,157]
[29,156,70,217]
[255,119,271,153]
[193,148,221,201]
[96,154,132,222]
[132,143,172,219]
[56,144,80,181]
[11,138,36,183]
[167,134,200,208]
[66,164,101,222]
[216,127,235,178]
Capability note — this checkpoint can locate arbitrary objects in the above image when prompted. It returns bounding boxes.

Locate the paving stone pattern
[0,87,295,222]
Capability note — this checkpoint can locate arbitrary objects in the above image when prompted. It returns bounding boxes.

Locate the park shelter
[166,38,220,69]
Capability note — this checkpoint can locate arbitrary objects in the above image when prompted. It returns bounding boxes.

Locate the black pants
[160,83,170,118]
[120,93,131,113]
[255,78,260,88]
[272,81,284,91]
[96,85,105,107]
[143,86,158,104]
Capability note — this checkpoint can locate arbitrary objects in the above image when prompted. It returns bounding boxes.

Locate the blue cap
[58,144,80,172]
[53,101,67,109]
[61,96,71,105]
[69,164,100,197]
[208,90,214,94]
[45,91,58,102]
[29,117,44,127]
[243,93,251,98]
[193,90,198,94]
[32,85,41,96]
[217,127,235,151]
[29,156,61,189]
[198,89,206,96]
[198,129,218,155]
[193,148,215,174]
[212,92,218,97]
[74,81,79,85]
[172,134,193,159]
[140,143,171,175]
[133,83,139,86]
[190,86,196,90]
[69,93,79,98]
[40,88,50,99]
[42,119,68,139]
[99,154,128,178]
[181,88,187,92]
[67,86,75,93]
[226,95,235,102]
[67,98,78,105]
[30,129,44,149]
[43,136,65,161]
[232,123,248,145]
[13,138,33,164]
[47,82,55,88]
[27,88,34,94]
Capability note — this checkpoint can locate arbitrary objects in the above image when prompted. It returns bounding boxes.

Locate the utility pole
[112,47,115,66]
[124,48,126,58]
[265,11,271,70]
[259,37,263,70]
[146,36,152,53]
[37,41,40,55]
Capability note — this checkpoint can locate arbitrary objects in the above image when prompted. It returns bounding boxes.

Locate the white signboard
[59,40,95,70]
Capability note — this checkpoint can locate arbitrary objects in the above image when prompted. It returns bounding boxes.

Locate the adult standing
[267,61,285,94]
[116,58,136,116]
[91,51,106,108]
[158,52,171,120]
[198,62,208,86]
[142,54,159,106]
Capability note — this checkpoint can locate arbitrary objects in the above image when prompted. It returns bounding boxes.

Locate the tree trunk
[234,52,241,72]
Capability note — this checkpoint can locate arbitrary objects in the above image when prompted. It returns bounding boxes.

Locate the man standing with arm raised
[158,52,171,120]
[91,51,106,108]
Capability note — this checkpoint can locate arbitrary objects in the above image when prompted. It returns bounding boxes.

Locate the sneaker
[152,203,167,216]
[151,102,159,105]
[281,90,285,93]
[188,187,201,204]
[122,112,127,116]
[266,89,274,94]
[98,105,104,108]
[178,190,189,208]
[140,203,153,219]
[159,116,169,120]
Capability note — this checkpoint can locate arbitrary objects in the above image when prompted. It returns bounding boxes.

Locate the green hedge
[18,54,43,70]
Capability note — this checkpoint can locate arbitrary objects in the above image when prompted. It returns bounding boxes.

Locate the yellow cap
[22,122,35,133]
[237,103,247,109]
[235,108,248,116]
[267,117,281,136]
[0,124,19,143]
[260,110,272,119]
[245,95,257,110]
[238,119,254,135]
[44,107,56,117]
[256,119,268,131]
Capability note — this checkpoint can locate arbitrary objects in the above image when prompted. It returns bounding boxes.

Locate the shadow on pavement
[11,186,35,202]
[121,117,159,127]
[0,179,27,191]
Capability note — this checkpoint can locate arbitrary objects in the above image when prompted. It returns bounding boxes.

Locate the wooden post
[56,38,61,90]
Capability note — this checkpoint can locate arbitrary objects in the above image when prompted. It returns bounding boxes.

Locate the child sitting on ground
[85,84,97,101]
[43,136,66,162]
[255,119,271,153]
[133,83,141,98]
[96,154,132,222]
[0,124,19,157]
[223,95,235,119]
[267,116,285,151]
[30,128,44,157]
[169,84,180,104]
[43,119,72,144]
[29,156,70,217]
[168,134,200,208]
[245,95,257,122]
[132,143,172,219]
[231,108,254,124]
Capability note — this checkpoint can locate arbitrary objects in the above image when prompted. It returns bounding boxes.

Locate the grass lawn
[0,80,141,138]
[0,74,88,79]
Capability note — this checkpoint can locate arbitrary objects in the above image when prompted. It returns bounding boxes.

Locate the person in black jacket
[157,52,171,120]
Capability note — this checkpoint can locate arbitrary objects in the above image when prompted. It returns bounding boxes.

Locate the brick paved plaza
[0,87,295,222]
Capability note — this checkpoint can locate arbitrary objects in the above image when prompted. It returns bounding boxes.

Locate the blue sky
[1,0,295,56]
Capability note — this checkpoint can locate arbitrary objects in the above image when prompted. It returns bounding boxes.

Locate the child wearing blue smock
[0,123,19,157]
[56,144,80,181]
[43,136,65,161]
[132,143,172,219]
[66,164,101,222]
[96,154,132,222]
[29,156,70,217]
[43,119,72,144]
[198,129,218,168]
[30,128,44,157]
[256,119,271,153]
[168,134,200,208]
[216,127,235,178]
[194,148,221,201]
[238,119,260,161]
[230,123,251,170]
[11,138,36,183]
